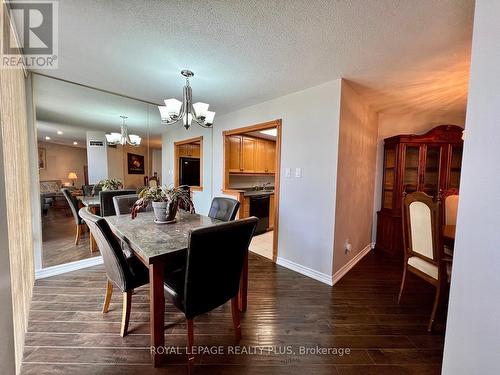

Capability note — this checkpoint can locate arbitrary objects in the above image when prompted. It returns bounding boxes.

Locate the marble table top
[104,211,222,264]
[76,195,100,206]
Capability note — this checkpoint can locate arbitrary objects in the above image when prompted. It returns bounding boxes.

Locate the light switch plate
[295,167,302,178]
[284,168,291,178]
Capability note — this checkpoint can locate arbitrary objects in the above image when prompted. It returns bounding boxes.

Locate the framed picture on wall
[127,153,145,174]
[38,148,46,170]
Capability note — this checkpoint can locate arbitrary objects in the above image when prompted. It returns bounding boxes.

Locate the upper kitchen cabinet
[376,125,464,255]
[225,135,275,174]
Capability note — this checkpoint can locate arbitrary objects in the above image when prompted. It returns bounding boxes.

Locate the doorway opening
[222,119,282,262]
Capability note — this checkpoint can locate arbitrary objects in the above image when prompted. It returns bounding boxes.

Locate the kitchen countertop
[243,190,274,197]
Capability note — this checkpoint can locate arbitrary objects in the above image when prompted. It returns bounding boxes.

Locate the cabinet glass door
[403,146,420,193]
[423,146,441,197]
[449,145,463,189]
[382,147,396,209]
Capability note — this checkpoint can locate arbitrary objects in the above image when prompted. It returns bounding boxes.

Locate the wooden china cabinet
[376,125,464,255]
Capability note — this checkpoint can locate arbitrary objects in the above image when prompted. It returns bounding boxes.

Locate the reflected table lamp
[68,172,78,186]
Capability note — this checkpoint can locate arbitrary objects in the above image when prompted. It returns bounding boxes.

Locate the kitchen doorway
[222,119,282,262]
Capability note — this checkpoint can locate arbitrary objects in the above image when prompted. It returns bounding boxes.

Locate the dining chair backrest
[78,207,136,291]
[208,197,240,222]
[82,184,95,197]
[99,189,136,216]
[178,185,192,211]
[113,194,153,215]
[61,188,82,224]
[183,217,258,319]
[402,192,441,264]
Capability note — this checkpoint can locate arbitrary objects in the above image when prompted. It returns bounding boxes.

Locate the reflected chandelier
[105,115,141,146]
[158,70,215,130]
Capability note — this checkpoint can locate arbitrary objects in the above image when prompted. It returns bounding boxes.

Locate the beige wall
[0,3,35,372]
[107,144,154,188]
[372,111,466,242]
[38,141,87,187]
[333,81,378,274]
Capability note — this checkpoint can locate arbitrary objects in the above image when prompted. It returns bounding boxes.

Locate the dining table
[104,211,249,367]
[77,195,100,252]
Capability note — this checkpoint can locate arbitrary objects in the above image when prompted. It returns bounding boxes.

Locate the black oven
[249,195,270,235]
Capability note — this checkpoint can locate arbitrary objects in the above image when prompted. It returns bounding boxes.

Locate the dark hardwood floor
[21,251,447,374]
[42,206,100,268]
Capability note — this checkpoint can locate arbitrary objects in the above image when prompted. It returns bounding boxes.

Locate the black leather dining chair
[112,194,154,215]
[208,197,240,221]
[99,189,136,216]
[79,207,149,337]
[82,184,95,197]
[61,188,85,245]
[163,217,258,362]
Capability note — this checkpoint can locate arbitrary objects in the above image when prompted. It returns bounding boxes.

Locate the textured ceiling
[32,0,474,121]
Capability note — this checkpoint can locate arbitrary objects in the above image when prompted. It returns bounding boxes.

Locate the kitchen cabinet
[226,135,275,174]
[242,137,256,172]
[178,143,200,158]
[227,136,242,172]
[376,125,463,255]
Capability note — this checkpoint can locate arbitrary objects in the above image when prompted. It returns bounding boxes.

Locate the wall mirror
[33,74,162,269]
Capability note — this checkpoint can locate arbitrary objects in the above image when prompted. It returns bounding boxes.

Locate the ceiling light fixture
[73,141,78,145]
[158,70,215,130]
[45,136,51,140]
[57,130,63,135]
[260,128,277,137]
[105,116,141,146]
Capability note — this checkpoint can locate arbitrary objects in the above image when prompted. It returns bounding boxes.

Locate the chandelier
[158,70,215,130]
[105,116,141,146]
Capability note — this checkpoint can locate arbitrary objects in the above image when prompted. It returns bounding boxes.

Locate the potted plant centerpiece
[92,178,123,195]
[131,186,195,224]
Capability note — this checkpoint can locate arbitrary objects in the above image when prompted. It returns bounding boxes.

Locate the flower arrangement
[92,178,123,195]
[131,185,195,221]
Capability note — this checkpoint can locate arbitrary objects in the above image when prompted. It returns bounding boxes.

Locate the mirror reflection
[35,74,163,268]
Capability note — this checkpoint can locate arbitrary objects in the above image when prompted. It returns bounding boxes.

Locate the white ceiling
[34,75,163,147]
[32,0,474,125]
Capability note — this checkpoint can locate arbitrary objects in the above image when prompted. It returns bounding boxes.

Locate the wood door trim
[173,136,203,191]
[222,119,282,263]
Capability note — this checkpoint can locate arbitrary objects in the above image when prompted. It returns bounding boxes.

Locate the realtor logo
[2,1,58,69]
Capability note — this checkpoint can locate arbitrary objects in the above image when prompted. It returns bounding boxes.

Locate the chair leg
[74,223,81,245]
[102,279,113,313]
[120,291,132,337]
[187,319,194,363]
[231,297,242,341]
[397,264,408,304]
[428,282,442,332]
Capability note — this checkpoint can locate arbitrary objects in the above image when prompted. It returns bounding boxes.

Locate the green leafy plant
[92,178,123,195]
[131,185,195,219]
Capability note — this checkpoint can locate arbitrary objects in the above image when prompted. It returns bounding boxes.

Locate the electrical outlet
[344,239,352,254]
[295,167,302,178]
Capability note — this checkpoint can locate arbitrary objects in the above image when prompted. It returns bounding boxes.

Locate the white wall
[372,111,466,243]
[162,126,213,215]
[86,131,108,184]
[442,1,500,373]
[214,80,342,278]
[151,148,162,183]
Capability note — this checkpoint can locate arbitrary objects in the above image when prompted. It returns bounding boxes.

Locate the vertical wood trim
[0,3,35,372]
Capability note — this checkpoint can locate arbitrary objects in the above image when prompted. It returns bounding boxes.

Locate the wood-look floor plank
[21,251,447,374]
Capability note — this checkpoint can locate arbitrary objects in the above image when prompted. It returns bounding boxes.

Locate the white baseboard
[276,257,333,286]
[35,256,104,280]
[332,244,372,285]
